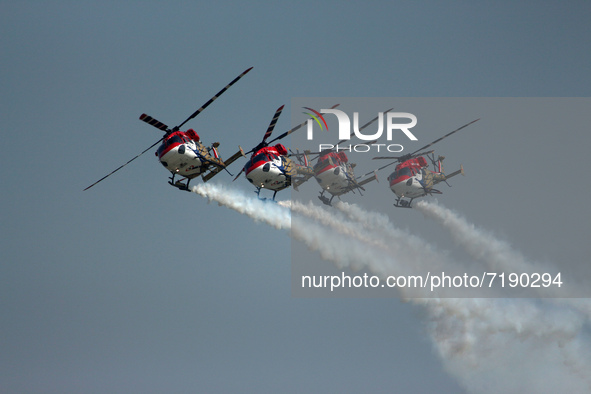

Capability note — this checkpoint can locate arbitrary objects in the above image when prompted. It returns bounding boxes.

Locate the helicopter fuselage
[313,151,354,197]
[156,129,220,180]
[371,118,479,207]
[387,156,447,199]
[83,67,253,192]
[389,168,427,198]
[244,144,292,191]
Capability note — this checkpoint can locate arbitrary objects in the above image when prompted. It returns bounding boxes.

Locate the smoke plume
[193,184,591,393]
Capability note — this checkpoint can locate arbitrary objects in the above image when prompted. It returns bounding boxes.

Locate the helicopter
[84,67,252,192]
[232,104,322,200]
[304,149,379,206]
[291,109,392,206]
[373,118,480,208]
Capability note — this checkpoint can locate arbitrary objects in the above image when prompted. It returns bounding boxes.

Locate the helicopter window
[252,153,267,163]
[157,136,184,156]
[168,136,183,145]
[395,168,412,178]
[313,159,330,172]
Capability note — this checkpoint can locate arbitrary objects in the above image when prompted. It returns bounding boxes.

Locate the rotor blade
[356,169,379,179]
[83,137,163,191]
[410,149,435,158]
[262,105,284,143]
[336,107,394,146]
[371,150,434,161]
[176,67,253,130]
[290,150,321,157]
[139,113,169,132]
[232,167,244,182]
[243,105,286,155]
[408,118,480,157]
[376,161,398,172]
[267,103,340,145]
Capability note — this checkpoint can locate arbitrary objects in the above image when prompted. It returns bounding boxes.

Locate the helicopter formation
[84,67,480,208]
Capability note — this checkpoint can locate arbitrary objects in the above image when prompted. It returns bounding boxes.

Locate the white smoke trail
[192,183,291,229]
[415,200,591,311]
[192,184,399,278]
[335,200,591,391]
[424,297,590,393]
[287,199,480,298]
[289,200,381,249]
[192,184,591,393]
[415,199,551,276]
[413,199,591,390]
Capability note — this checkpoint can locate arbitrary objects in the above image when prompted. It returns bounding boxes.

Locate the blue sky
[2,1,591,393]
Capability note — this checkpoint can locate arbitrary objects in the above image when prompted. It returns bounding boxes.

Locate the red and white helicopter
[84,67,252,192]
[292,110,392,206]
[233,105,316,200]
[373,118,480,208]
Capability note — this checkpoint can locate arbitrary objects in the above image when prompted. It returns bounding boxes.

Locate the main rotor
[373,118,480,170]
[84,67,253,191]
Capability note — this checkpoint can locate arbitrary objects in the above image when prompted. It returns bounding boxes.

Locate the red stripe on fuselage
[389,175,410,187]
[244,160,266,176]
[315,163,338,176]
[158,142,182,159]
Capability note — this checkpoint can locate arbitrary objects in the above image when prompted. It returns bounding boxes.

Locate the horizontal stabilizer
[445,164,464,179]
[357,171,378,187]
[223,146,246,167]
[292,172,315,189]
[202,146,246,182]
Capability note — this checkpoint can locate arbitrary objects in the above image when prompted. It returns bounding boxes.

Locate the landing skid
[394,197,414,208]
[318,191,335,206]
[318,195,332,206]
[168,180,191,192]
[168,174,191,192]
[255,188,278,202]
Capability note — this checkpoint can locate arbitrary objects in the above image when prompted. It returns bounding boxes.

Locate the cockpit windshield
[167,135,184,145]
[394,167,412,178]
[313,153,334,172]
[247,152,278,168]
[157,135,184,157]
[253,153,267,163]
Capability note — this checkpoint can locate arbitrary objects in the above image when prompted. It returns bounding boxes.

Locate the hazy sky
[2,1,591,393]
